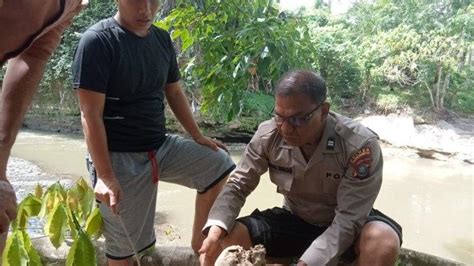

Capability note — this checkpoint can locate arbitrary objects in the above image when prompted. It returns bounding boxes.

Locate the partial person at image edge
[0,0,88,255]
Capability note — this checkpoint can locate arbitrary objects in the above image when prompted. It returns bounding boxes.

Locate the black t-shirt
[73,18,180,152]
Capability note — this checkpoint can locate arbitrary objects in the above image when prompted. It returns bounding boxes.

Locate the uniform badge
[326,137,335,151]
[349,147,371,179]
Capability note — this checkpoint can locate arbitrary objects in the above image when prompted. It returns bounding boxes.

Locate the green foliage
[36,0,117,115]
[45,203,68,248]
[66,231,96,266]
[14,195,42,230]
[66,215,97,266]
[2,230,43,266]
[2,179,101,266]
[2,231,29,266]
[342,0,473,112]
[376,93,403,113]
[310,23,362,101]
[157,0,316,121]
[446,69,474,114]
[85,208,103,239]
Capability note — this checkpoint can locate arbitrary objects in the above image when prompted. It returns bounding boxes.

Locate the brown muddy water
[10,130,474,264]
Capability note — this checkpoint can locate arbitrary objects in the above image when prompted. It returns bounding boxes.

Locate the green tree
[343,0,473,113]
[157,0,316,121]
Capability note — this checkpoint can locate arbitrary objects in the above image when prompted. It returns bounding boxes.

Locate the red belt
[147,151,159,184]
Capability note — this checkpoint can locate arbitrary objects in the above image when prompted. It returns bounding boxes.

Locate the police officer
[199,70,402,266]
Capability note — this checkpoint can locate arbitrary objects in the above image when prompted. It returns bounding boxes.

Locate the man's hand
[0,179,17,234]
[297,260,308,266]
[94,176,122,214]
[199,225,226,266]
[193,134,228,153]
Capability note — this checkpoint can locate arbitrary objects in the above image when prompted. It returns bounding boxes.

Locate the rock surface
[215,245,266,266]
[358,115,473,162]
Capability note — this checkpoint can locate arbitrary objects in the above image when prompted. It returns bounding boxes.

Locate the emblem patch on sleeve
[349,147,372,179]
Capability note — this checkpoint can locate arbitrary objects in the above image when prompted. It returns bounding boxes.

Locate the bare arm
[77,89,122,214]
[0,55,48,180]
[0,54,49,242]
[165,81,226,151]
[0,14,75,180]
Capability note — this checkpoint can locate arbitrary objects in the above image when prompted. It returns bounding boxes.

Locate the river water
[9,130,473,264]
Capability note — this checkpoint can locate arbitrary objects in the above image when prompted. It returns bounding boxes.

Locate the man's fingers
[109,193,117,208]
[215,141,229,153]
[207,140,219,151]
[109,193,118,214]
[198,242,208,254]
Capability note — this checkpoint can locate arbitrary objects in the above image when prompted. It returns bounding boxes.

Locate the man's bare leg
[355,221,400,266]
[192,176,228,252]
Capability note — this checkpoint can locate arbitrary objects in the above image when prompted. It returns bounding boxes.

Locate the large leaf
[1,231,29,266]
[38,192,52,217]
[44,203,68,248]
[66,231,97,266]
[66,189,80,213]
[84,207,103,239]
[20,231,42,266]
[76,178,91,195]
[76,178,95,220]
[17,194,42,229]
[39,184,66,217]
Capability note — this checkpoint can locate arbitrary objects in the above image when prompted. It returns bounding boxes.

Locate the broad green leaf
[67,210,78,240]
[74,178,94,220]
[20,231,42,266]
[45,203,68,248]
[78,187,94,221]
[77,178,91,193]
[17,195,42,229]
[66,231,97,266]
[66,189,80,212]
[1,231,28,266]
[38,192,52,217]
[85,207,103,239]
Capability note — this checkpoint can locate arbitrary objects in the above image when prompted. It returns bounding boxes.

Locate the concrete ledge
[31,238,464,265]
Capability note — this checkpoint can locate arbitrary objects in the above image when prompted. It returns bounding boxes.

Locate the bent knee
[358,221,400,256]
[221,222,253,249]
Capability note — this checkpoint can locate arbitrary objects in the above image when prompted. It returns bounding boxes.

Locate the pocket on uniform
[269,163,294,195]
[322,173,343,205]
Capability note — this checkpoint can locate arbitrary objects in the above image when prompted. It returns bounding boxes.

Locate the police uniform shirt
[204,111,383,265]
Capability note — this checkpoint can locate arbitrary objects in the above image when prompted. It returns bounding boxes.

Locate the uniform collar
[275,112,341,167]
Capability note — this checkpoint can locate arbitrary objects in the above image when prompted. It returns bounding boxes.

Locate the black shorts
[237,207,403,260]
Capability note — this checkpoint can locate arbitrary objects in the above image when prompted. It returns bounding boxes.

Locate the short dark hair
[275,70,327,105]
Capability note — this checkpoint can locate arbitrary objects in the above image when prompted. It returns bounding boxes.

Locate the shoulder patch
[350,147,372,179]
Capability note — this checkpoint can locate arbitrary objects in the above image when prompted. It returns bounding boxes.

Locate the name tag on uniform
[268,163,293,174]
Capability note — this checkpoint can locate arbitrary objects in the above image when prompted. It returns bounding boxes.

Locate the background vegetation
[19,0,473,133]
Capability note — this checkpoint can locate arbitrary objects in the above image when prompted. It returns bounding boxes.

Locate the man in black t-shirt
[72,0,235,264]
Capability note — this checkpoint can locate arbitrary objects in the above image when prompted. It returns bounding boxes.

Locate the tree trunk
[433,64,443,111]
[425,82,436,109]
[440,73,450,110]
